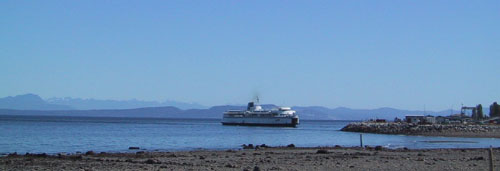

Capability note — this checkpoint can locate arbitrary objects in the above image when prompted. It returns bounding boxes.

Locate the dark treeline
[490,102,500,117]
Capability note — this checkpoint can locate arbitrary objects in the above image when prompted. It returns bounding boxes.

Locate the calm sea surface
[1,115,499,154]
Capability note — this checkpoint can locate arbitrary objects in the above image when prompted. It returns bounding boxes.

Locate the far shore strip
[341,122,500,138]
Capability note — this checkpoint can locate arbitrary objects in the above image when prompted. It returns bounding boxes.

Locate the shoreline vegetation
[1,146,499,170]
[341,122,500,138]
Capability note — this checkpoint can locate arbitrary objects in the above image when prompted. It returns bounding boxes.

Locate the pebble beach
[1,146,499,171]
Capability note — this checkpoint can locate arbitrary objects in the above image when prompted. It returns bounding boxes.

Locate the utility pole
[424,104,426,115]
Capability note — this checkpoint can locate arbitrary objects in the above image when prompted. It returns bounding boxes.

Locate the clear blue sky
[1,1,499,110]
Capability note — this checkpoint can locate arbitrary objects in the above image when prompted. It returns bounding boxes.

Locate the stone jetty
[341,122,500,138]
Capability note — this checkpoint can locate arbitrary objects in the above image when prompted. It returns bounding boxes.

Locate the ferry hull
[221,117,299,127]
[221,122,297,127]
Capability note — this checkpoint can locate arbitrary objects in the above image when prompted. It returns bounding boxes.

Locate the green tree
[476,104,483,119]
[491,102,499,117]
[497,103,500,117]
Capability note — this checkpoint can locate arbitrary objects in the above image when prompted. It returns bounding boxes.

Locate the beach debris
[270,166,282,170]
[354,152,372,156]
[224,163,236,168]
[68,155,83,160]
[470,156,484,160]
[35,153,48,157]
[144,159,161,164]
[243,144,254,149]
[287,144,295,148]
[57,152,66,158]
[24,153,47,157]
[316,149,328,154]
[129,147,140,150]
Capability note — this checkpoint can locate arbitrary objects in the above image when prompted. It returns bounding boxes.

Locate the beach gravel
[1,147,499,170]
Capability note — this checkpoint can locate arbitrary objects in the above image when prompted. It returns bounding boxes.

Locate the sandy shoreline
[1,146,499,171]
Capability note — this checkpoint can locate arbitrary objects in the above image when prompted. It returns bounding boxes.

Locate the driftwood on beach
[341,122,500,138]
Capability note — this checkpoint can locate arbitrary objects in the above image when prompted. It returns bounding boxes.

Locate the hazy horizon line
[1,93,477,112]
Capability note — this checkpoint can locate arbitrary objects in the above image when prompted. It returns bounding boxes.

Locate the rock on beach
[1,147,499,171]
[341,122,500,138]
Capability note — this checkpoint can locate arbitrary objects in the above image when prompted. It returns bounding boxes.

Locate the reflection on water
[419,141,477,143]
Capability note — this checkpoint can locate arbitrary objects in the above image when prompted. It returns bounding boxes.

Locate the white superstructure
[221,101,299,127]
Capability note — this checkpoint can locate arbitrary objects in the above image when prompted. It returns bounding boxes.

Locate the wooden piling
[489,146,494,171]
[360,134,363,148]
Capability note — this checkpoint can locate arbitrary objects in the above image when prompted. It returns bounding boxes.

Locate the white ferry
[221,100,299,127]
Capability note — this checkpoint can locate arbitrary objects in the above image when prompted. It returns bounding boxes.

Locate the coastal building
[405,115,436,124]
[405,115,424,124]
[435,114,472,124]
[435,116,448,124]
[424,116,436,124]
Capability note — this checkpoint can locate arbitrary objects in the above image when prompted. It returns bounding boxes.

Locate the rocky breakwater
[341,122,500,138]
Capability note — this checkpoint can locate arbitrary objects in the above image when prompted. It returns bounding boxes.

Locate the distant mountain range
[0,94,73,110]
[46,97,207,110]
[0,94,460,120]
[0,94,206,110]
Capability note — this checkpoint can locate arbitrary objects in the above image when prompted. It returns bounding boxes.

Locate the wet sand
[1,146,499,171]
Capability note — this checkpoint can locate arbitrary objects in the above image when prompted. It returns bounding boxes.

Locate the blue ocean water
[1,115,499,154]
